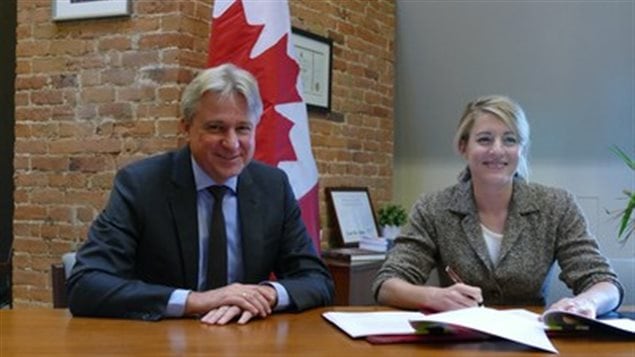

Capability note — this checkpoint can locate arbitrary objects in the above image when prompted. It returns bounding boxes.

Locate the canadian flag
[208,0,321,251]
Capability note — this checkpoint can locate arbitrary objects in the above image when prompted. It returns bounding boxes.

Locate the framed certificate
[52,0,131,21]
[292,27,332,112]
[326,187,379,246]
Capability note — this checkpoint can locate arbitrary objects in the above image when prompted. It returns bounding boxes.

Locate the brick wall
[13,0,395,307]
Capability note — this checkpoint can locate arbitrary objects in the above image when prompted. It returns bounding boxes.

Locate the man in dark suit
[67,63,334,324]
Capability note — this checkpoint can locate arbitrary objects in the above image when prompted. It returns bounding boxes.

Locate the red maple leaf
[208,0,300,166]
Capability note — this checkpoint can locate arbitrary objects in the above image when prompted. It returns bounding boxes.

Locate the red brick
[31,57,67,73]
[16,40,50,57]
[49,39,88,56]
[14,140,48,154]
[59,122,95,138]
[81,87,115,103]
[31,156,68,171]
[69,155,110,173]
[47,206,73,222]
[80,70,100,86]
[13,237,48,255]
[98,36,132,51]
[98,102,133,119]
[114,121,155,137]
[31,89,64,105]
[157,86,180,102]
[48,173,88,188]
[118,85,156,102]
[161,14,181,32]
[121,51,160,67]
[15,106,52,122]
[15,75,48,90]
[102,68,136,86]
[64,191,107,209]
[76,104,98,120]
[76,206,97,223]
[32,22,57,40]
[136,0,179,15]
[30,189,65,205]
[157,119,179,136]
[14,268,49,287]
[15,92,29,106]
[89,172,117,190]
[132,17,160,32]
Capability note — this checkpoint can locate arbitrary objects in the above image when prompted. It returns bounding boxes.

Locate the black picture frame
[52,0,132,22]
[291,27,332,112]
[326,187,379,247]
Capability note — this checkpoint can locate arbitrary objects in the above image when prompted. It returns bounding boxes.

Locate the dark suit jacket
[67,147,334,320]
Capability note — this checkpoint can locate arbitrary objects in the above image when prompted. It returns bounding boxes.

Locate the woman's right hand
[423,284,483,311]
[377,278,483,312]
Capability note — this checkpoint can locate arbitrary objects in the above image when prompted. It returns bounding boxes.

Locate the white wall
[394,0,634,258]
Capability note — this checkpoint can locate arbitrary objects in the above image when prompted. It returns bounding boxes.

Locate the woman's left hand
[547,297,596,318]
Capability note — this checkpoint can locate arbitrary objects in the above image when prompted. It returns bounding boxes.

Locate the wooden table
[1,307,633,356]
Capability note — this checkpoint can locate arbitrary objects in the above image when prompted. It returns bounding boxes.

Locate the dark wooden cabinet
[324,259,384,306]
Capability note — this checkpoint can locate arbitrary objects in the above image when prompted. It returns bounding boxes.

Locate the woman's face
[460,113,520,188]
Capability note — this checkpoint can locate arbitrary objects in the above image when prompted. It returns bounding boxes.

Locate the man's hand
[185,283,278,325]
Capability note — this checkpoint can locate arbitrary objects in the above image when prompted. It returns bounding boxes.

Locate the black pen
[445,265,484,307]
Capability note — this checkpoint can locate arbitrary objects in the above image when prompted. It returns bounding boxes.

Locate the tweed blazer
[373,178,623,306]
[68,146,334,320]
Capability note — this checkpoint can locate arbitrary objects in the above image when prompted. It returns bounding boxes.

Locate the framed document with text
[326,187,379,246]
[52,0,131,21]
[292,28,332,112]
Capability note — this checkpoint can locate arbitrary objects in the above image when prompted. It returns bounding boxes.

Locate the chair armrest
[50,264,68,309]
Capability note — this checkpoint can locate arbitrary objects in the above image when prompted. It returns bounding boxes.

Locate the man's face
[181,91,255,184]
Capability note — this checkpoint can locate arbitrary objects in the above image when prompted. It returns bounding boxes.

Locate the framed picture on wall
[291,28,332,112]
[52,0,132,21]
[326,187,379,246]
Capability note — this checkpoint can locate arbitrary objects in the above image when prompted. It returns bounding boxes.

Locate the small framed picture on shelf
[52,0,132,22]
[326,187,380,247]
[291,27,332,112]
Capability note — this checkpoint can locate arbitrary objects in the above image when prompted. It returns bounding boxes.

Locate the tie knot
[208,185,228,200]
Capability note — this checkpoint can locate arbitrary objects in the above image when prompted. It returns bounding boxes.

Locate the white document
[598,318,635,333]
[409,307,557,353]
[542,310,635,335]
[322,311,423,338]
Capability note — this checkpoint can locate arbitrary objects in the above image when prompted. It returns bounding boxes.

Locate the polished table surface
[1,306,633,356]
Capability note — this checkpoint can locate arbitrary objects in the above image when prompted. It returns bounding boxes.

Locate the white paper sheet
[322,311,423,338]
[409,307,557,353]
[542,310,635,334]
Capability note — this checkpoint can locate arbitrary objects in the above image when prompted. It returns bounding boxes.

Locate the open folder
[323,307,558,353]
[542,310,635,336]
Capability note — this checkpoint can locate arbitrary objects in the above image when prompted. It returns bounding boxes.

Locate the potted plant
[610,146,634,243]
[378,204,407,239]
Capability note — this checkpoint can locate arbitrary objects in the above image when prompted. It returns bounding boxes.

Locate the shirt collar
[190,156,237,193]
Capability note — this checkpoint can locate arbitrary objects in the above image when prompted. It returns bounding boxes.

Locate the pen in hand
[445,265,484,307]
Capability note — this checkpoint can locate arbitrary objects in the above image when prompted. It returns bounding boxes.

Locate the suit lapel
[461,214,495,271]
[168,147,199,290]
[497,181,539,266]
[449,181,494,271]
[236,166,265,282]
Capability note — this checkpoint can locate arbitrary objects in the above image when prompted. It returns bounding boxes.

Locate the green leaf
[610,145,635,171]
[610,145,635,243]
[378,204,408,227]
[617,191,635,242]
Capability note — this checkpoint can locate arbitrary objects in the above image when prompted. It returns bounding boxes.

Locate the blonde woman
[373,95,622,317]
